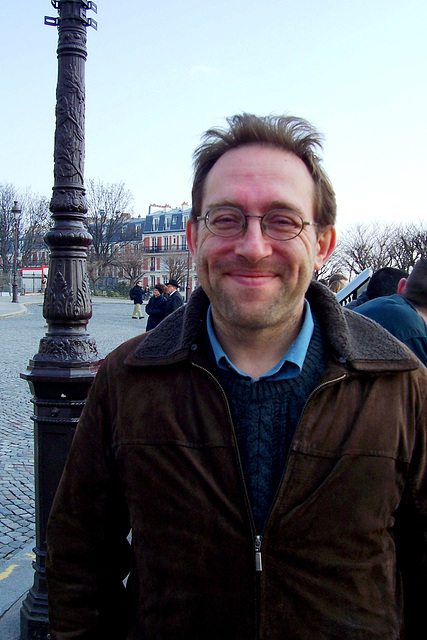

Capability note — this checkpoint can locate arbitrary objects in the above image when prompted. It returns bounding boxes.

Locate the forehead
[203,145,315,213]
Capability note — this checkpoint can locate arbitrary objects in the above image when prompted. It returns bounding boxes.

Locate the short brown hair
[191,113,336,228]
[403,258,427,308]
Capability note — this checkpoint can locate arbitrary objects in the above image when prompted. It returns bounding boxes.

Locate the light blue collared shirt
[206,300,314,382]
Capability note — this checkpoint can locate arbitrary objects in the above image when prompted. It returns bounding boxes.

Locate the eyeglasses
[197,206,318,241]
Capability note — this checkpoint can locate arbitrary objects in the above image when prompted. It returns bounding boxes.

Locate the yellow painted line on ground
[0,564,19,580]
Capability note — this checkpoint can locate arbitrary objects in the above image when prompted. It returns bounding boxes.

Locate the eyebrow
[205,199,304,216]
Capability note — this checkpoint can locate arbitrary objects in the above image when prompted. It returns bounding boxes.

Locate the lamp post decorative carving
[20,2,97,638]
[12,200,21,303]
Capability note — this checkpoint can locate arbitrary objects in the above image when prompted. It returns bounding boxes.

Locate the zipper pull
[255,535,263,572]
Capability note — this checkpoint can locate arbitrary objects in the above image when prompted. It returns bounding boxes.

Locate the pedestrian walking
[129,280,144,319]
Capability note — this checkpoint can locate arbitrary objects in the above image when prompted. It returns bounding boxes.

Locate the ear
[397,278,407,295]
[186,218,198,258]
[314,226,336,271]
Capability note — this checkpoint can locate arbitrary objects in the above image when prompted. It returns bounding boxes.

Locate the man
[164,278,184,315]
[354,259,427,366]
[46,114,427,639]
[129,280,144,319]
[346,266,409,309]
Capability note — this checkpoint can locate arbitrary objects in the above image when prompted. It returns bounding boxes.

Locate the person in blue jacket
[355,258,427,366]
[145,284,167,330]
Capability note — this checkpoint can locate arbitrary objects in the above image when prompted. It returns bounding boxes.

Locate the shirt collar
[206,300,314,382]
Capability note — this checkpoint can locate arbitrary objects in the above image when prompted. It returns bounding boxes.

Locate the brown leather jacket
[46,282,427,640]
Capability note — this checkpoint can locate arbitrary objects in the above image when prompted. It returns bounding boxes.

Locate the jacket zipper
[254,535,263,571]
[192,362,263,635]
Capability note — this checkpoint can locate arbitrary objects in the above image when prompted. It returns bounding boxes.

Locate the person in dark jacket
[129,281,144,319]
[164,278,184,316]
[346,266,408,309]
[355,258,427,366]
[145,285,167,330]
[46,114,427,640]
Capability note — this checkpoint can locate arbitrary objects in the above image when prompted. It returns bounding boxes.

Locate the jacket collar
[124,281,419,373]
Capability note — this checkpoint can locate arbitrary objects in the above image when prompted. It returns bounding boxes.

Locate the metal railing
[336,268,372,306]
[141,246,188,254]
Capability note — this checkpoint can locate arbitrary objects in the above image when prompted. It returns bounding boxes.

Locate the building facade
[17,203,198,300]
[138,203,196,298]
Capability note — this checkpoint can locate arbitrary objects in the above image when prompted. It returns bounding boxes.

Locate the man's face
[187,145,335,334]
[166,284,175,294]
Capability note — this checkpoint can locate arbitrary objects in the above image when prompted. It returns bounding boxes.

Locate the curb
[0,296,44,320]
[0,303,28,320]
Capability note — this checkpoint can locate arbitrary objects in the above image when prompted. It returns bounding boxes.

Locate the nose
[234,217,273,263]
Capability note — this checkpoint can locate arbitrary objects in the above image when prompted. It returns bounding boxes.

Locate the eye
[208,208,243,229]
[265,210,300,229]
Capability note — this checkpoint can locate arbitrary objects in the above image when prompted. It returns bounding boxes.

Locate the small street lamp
[11,200,21,303]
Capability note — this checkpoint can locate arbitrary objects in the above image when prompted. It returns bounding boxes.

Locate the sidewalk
[0,544,35,640]
[0,293,133,320]
[0,295,41,637]
[0,293,133,638]
[0,293,44,319]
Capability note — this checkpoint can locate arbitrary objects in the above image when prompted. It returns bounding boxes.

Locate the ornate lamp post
[20,2,97,638]
[11,200,21,303]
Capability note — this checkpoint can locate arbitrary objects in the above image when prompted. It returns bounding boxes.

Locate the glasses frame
[197,206,319,241]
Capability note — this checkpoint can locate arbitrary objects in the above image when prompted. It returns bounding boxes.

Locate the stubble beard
[199,259,311,334]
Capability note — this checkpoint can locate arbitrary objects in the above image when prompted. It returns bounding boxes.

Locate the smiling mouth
[226,271,278,286]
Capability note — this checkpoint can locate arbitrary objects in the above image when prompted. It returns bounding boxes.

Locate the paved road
[0,298,149,562]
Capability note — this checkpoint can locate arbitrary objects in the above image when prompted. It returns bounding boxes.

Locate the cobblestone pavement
[0,299,148,562]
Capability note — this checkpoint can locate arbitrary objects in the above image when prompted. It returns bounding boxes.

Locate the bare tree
[0,183,19,273]
[387,222,427,272]
[85,179,133,283]
[336,223,395,278]
[162,253,188,287]
[329,222,426,281]
[20,193,51,267]
[116,246,147,285]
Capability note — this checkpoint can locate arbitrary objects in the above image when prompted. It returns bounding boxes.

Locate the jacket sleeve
[46,359,131,640]
[394,376,427,638]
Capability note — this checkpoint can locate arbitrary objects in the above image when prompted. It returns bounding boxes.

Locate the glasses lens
[263,210,303,240]
[207,208,245,237]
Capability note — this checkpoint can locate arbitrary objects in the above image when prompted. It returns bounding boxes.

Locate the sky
[1,0,426,233]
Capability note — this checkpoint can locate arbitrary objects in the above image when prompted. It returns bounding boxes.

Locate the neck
[211,307,304,381]
[414,304,427,324]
